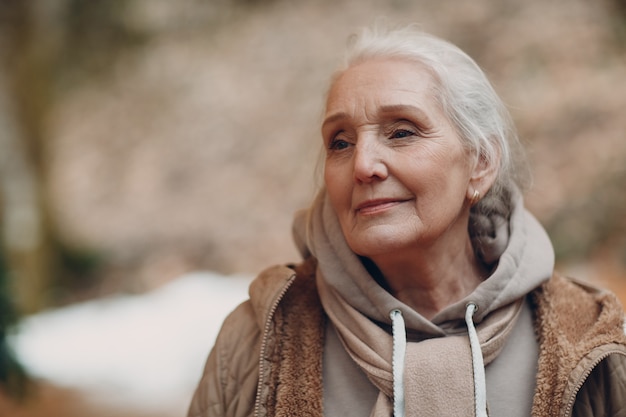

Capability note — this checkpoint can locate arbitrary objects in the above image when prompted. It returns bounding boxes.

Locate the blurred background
[0,0,625,416]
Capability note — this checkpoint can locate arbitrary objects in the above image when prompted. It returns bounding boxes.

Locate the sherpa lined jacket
[188,258,626,417]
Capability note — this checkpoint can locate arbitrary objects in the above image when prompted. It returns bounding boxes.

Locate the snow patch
[9,271,251,415]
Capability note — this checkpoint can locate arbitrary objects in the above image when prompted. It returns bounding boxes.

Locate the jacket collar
[249,264,298,330]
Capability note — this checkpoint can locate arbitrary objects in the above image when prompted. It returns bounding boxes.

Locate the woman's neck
[369,238,488,320]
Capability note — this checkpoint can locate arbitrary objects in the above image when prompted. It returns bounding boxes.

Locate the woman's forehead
[323,58,441,122]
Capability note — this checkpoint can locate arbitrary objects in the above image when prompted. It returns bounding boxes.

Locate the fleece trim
[530,274,626,417]
[256,259,326,417]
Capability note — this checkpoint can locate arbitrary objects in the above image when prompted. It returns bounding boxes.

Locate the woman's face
[322,58,478,262]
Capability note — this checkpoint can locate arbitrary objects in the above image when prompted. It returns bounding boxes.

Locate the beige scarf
[299,190,523,416]
[318,274,522,416]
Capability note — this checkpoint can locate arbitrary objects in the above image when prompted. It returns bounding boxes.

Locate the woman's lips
[355,199,409,215]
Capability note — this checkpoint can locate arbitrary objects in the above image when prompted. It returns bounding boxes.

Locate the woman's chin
[347,229,412,259]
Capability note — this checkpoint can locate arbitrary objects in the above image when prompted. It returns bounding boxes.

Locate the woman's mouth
[355,199,408,215]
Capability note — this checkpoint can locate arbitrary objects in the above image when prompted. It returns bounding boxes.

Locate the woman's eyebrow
[322,112,348,130]
[379,104,427,118]
[380,104,435,129]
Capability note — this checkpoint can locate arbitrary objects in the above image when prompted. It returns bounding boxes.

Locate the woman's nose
[353,141,388,183]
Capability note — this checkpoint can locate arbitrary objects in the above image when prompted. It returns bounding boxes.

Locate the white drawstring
[390,309,406,417]
[465,303,488,417]
[390,305,487,416]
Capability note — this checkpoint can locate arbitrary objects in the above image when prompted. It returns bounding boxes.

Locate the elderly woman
[188,26,626,417]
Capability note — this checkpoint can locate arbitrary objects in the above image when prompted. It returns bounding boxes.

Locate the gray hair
[327,25,530,219]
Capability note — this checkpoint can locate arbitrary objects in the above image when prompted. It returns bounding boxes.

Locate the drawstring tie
[389,309,406,417]
[465,302,488,417]
[389,304,489,417]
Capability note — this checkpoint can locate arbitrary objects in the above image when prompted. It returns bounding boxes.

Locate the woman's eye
[390,129,416,139]
[329,138,350,150]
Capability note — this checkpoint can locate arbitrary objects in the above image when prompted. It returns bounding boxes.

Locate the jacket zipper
[563,349,626,417]
[254,274,297,417]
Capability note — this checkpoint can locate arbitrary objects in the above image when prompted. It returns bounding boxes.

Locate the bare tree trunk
[0,0,148,313]
[0,1,61,314]
[0,74,50,314]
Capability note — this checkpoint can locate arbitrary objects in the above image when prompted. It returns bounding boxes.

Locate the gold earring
[471,190,480,205]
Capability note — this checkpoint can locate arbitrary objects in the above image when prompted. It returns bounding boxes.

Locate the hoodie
[292,186,554,416]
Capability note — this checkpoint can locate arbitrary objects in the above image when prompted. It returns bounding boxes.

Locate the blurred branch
[603,0,626,48]
[546,166,626,263]
[57,0,148,89]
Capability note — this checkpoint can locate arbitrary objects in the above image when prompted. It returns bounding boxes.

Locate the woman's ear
[467,146,500,202]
